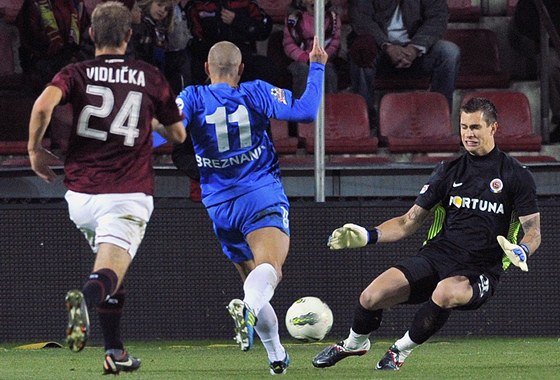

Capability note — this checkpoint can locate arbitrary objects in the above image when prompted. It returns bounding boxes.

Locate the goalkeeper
[312,97,541,371]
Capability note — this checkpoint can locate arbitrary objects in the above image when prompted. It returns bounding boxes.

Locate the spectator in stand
[348,0,460,128]
[16,0,91,93]
[134,0,174,73]
[508,0,560,143]
[187,0,276,85]
[283,0,341,98]
[165,0,193,95]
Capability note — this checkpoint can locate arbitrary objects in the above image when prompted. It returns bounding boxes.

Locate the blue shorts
[206,181,290,264]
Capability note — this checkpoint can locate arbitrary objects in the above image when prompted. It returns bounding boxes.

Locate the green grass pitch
[1,337,559,379]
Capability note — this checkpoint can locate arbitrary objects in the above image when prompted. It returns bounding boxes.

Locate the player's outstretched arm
[328,223,376,249]
[327,204,430,250]
[28,86,62,183]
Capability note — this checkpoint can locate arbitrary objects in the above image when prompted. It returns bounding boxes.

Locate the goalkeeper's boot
[65,289,90,352]
[375,345,408,370]
[312,339,370,368]
[103,349,141,374]
[269,351,290,375]
[227,298,257,351]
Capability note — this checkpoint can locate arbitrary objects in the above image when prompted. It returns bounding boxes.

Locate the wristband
[367,227,379,245]
[519,243,530,255]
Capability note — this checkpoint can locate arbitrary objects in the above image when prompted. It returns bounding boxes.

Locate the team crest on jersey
[270,87,287,105]
[489,178,503,193]
[419,184,429,194]
[176,97,184,111]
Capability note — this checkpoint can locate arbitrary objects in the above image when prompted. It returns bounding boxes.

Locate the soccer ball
[285,296,333,342]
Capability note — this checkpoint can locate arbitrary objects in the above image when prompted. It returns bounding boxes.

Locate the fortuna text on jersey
[449,196,504,214]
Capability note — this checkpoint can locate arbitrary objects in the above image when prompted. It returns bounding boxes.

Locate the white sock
[343,328,370,350]
[243,263,278,316]
[393,331,418,359]
[254,302,286,362]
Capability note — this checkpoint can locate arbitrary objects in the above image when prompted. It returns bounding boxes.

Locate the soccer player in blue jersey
[174,37,328,375]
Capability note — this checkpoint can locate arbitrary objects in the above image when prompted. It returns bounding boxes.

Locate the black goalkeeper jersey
[415,147,539,275]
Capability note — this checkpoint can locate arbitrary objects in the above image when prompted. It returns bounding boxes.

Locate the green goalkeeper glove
[497,235,529,272]
[327,223,378,250]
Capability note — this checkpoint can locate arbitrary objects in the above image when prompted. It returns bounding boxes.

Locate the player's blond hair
[91,1,132,49]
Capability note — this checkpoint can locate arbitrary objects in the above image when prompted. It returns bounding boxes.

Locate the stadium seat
[259,0,291,24]
[269,119,298,154]
[297,93,378,154]
[461,91,542,151]
[447,0,481,22]
[378,92,460,153]
[444,29,510,89]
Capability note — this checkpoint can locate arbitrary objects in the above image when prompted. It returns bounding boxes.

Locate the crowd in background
[9,0,560,143]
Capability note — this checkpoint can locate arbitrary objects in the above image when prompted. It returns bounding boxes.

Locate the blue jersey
[176,62,325,206]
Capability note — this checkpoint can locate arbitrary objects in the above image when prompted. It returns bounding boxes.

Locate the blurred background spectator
[283,0,340,98]
[16,0,90,94]
[348,0,460,130]
[165,0,193,94]
[187,0,277,85]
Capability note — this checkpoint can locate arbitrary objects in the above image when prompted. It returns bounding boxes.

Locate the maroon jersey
[50,54,182,195]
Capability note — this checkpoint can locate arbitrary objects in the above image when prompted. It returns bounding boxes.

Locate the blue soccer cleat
[227,298,257,351]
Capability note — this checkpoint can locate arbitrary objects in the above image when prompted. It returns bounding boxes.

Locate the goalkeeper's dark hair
[461,97,498,126]
[91,1,132,49]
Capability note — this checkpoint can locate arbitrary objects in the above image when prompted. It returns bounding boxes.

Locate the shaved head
[207,41,243,80]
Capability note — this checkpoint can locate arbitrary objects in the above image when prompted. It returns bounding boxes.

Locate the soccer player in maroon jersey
[27,1,186,374]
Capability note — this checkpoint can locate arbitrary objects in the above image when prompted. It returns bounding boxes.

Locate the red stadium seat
[378,92,460,153]
[259,0,291,23]
[297,93,378,154]
[461,91,542,151]
[444,29,510,88]
[447,0,481,22]
[269,119,298,154]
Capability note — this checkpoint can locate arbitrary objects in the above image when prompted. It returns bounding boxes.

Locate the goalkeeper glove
[327,223,378,250]
[496,235,529,272]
